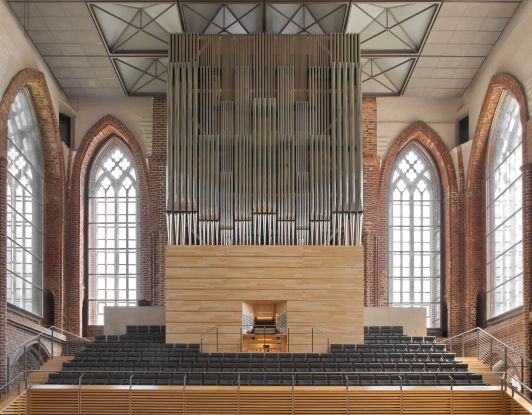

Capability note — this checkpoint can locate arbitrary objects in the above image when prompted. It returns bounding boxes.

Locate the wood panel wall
[166,246,364,351]
[14,386,530,415]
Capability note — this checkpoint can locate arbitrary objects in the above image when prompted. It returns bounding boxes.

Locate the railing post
[17,382,21,415]
[521,358,524,384]
[449,375,454,415]
[345,375,349,415]
[129,373,133,415]
[78,373,84,415]
[489,337,493,369]
[37,336,42,366]
[476,330,480,359]
[504,348,508,372]
[183,373,187,415]
[291,375,295,415]
[399,375,403,415]
[237,373,241,415]
[50,327,54,358]
[6,356,10,391]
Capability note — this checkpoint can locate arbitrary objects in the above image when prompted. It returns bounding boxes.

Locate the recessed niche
[242,301,287,352]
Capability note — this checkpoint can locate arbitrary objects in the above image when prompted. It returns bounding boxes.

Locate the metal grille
[167,34,363,245]
[388,142,441,329]
[6,88,44,317]
[87,141,139,325]
[486,92,523,318]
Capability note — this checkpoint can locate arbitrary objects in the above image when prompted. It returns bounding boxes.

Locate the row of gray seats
[71,351,457,365]
[364,326,404,335]
[60,361,469,373]
[48,371,483,386]
[363,335,436,344]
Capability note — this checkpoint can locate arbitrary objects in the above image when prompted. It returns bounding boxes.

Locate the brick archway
[67,115,150,335]
[0,69,65,382]
[376,121,462,335]
[464,73,529,335]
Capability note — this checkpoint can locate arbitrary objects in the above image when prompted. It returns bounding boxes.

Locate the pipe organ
[167,34,362,246]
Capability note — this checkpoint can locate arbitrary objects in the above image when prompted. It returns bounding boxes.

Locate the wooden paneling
[166,246,364,351]
[12,385,531,415]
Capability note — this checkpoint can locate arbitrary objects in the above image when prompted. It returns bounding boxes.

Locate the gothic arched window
[6,88,44,316]
[87,141,139,325]
[388,142,442,329]
[486,92,523,318]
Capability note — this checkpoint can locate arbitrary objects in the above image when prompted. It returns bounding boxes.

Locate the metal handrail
[4,369,531,415]
[442,327,532,366]
[199,324,330,353]
[441,326,531,388]
[48,326,91,343]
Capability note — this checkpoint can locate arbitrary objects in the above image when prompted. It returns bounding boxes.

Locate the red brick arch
[376,121,462,335]
[464,73,529,331]
[0,69,65,323]
[67,115,150,335]
[0,69,65,379]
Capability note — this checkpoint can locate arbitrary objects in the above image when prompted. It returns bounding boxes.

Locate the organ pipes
[167,34,363,246]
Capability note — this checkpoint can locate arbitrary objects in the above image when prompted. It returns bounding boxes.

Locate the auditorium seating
[47,325,483,386]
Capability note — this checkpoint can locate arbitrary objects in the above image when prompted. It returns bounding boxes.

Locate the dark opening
[458,115,469,145]
[59,113,72,147]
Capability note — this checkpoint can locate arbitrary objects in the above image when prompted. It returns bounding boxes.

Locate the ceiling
[7,0,521,98]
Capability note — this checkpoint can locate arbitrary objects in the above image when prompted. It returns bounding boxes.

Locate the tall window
[6,89,44,316]
[88,142,139,325]
[486,92,523,318]
[388,143,441,329]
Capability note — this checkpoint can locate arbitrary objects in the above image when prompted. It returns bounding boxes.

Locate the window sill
[7,303,42,322]
[486,306,524,326]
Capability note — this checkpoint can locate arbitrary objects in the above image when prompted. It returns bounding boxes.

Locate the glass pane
[388,143,441,329]
[6,89,43,317]
[88,143,139,325]
[486,93,523,318]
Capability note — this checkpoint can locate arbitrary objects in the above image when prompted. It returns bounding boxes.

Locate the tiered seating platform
[46,325,484,386]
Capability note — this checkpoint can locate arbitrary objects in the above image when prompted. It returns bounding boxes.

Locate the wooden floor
[0,385,528,415]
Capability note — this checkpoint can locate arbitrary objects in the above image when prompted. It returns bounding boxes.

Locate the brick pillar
[361,97,380,306]
[149,98,167,305]
[446,188,465,336]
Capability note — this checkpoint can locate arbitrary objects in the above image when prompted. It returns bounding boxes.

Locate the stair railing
[1,327,91,397]
[48,326,91,357]
[441,327,532,387]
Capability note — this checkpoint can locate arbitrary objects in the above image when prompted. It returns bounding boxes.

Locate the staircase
[0,391,26,415]
[0,356,72,414]
[30,355,73,384]
[459,357,501,385]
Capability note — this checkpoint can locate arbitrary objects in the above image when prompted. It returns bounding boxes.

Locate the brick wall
[362,97,380,307]
[149,97,167,306]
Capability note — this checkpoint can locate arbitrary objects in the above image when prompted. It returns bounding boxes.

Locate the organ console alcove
[242,301,288,352]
